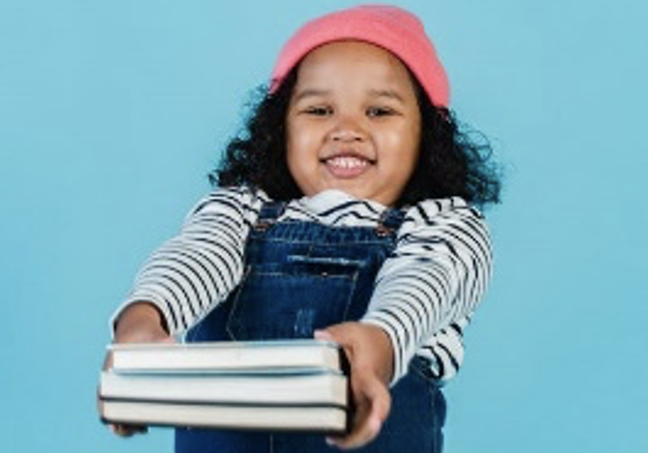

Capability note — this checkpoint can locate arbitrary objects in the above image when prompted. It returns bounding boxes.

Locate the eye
[302,105,333,116]
[366,106,395,118]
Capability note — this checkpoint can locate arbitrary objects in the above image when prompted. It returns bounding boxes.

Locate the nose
[329,115,366,142]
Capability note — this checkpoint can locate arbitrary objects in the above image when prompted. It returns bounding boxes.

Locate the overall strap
[375,207,407,237]
[253,201,288,232]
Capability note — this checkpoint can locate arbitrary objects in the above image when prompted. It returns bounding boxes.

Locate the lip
[320,151,375,179]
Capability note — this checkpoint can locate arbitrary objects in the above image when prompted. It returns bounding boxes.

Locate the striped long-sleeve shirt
[112,186,493,384]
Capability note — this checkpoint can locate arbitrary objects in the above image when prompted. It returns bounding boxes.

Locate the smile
[322,155,373,178]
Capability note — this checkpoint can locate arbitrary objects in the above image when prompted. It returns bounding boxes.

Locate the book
[99,399,348,433]
[100,370,348,406]
[109,340,344,374]
[99,339,350,433]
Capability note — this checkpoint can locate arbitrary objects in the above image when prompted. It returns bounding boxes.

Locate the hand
[98,302,174,437]
[315,322,394,450]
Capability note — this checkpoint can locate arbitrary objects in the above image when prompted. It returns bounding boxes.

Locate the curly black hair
[211,68,501,208]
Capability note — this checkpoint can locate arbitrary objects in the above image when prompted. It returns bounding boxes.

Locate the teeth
[327,156,369,169]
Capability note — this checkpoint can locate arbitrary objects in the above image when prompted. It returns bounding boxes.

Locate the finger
[330,377,391,449]
[313,329,335,342]
[315,324,358,362]
[110,424,133,437]
[102,350,114,371]
[327,406,383,449]
[110,423,148,437]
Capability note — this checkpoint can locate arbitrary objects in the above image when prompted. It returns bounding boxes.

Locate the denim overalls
[176,202,446,453]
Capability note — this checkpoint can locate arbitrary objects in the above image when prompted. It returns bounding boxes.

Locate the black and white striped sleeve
[360,197,493,383]
[111,187,263,336]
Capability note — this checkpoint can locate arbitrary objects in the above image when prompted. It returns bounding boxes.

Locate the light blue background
[1,1,646,452]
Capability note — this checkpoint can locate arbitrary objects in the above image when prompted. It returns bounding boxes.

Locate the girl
[103,4,501,452]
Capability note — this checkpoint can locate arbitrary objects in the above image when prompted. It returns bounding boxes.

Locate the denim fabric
[176,203,446,453]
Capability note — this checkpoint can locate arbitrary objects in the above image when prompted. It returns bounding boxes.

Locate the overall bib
[176,202,446,453]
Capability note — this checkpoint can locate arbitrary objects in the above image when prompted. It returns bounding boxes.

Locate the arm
[318,198,492,449]
[361,197,493,383]
[100,187,263,436]
[109,186,263,338]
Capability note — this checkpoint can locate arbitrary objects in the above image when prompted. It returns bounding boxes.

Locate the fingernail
[314,330,333,341]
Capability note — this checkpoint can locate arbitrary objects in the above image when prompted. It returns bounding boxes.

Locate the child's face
[285,41,421,206]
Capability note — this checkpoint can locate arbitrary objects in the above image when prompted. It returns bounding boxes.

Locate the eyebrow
[292,88,406,103]
[367,89,405,103]
[291,89,331,103]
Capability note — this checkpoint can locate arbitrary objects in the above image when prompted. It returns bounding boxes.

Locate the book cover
[109,340,345,374]
[100,370,348,406]
[100,399,348,433]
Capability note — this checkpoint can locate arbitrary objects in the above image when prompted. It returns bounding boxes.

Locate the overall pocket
[226,257,361,341]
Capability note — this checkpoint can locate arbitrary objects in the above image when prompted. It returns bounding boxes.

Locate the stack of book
[99,340,349,433]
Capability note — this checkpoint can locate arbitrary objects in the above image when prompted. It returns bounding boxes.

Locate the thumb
[314,322,357,345]
[314,329,335,342]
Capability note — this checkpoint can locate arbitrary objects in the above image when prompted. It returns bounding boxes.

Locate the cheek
[286,124,319,168]
[401,121,422,165]
[285,124,302,168]
[286,133,305,175]
[285,125,319,195]
[382,126,421,185]
[385,126,420,161]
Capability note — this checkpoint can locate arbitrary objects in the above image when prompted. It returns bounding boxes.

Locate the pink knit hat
[270,4,450,107]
